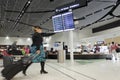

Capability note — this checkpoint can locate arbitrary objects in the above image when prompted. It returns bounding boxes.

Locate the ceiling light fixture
[28,1,31,4]
[6,36,9,39]
[10,0,33,33]
[27,38,31,41]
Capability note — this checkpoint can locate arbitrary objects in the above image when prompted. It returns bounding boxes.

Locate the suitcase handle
[22,53,39,64]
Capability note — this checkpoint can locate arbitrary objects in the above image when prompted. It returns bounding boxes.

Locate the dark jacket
[31,32,43,50]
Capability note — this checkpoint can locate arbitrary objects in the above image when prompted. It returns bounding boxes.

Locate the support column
[69,30,74,62]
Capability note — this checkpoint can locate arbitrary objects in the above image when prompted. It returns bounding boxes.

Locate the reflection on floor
[0,59,120,80]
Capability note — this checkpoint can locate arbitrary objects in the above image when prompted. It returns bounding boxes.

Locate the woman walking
[23,26,48,75]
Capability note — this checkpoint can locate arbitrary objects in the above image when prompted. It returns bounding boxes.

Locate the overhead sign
[55,0,87,13]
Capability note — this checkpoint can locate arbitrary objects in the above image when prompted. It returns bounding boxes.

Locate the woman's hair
[33,26,42,29]
[33,26,42,32]
[112,42,114,44]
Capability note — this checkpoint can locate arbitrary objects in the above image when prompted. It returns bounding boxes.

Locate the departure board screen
[52,11,74,32]
[62,11,74,31]
[52,14,64,32]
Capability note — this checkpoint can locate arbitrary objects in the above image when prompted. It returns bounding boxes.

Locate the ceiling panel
[0,0,120,37]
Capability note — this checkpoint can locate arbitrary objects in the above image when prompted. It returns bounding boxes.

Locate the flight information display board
[52,14,64,32]
[62,11,74,31]
[52,11,74,32]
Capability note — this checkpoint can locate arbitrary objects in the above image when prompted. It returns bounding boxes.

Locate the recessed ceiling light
[6,36,9,39]
[27,38,31,41]
[28,1,31,4]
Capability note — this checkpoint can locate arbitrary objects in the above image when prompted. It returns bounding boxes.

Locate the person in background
[21,46,27,55]
[50,48,53,53]
[26,45,30,54]
[110,42,118,60]
[22,26,48,75]
[11,41,17,50]
[44,47,49,59]
[64,45,68,54]
[107,43,111,53]
[7,41,17,52]
[22,45,30,55]
[8,41,23,55]
[94,45,100,53]
[115,44,120,60]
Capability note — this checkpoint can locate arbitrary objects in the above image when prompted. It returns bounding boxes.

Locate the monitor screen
[55,0,87,13]
[52,14,64,32]
[52,11,74,32]
[62,11,75,31]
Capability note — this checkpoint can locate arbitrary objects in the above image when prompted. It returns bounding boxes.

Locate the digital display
[62,12,74,31]
[56,3,80,13]
[55,0,87,13]
[52,11,74,32]
[52,14,64,32]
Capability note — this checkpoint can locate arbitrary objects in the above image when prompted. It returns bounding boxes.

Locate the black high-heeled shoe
[40,70,48,74]
[22,71,27,76]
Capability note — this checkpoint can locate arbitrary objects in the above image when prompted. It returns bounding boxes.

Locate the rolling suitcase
[1,54,39,80]
[2,56,14,68]
[1,60,24,80]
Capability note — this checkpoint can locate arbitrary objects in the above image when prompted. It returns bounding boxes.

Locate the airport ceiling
[0,0,120,37]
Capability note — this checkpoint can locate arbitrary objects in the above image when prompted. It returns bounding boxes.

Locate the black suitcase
[1,60,24,80]
[1,54,38,80]
[2,56,14,68]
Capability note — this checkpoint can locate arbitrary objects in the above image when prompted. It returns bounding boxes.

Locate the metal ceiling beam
[109,0,120,18]
[80,0,119,30]
[93,0,116,3]
[5,10,55,13]
[4,0,94,14]
[8,0,19,31]
[0,0,9,34]
[9,0,33,33]
[6,18,53,31]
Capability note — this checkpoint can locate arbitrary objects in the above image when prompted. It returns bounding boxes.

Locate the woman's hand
[36,50,40,54]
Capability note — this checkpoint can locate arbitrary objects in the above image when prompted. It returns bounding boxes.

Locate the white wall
[0,27,120,50]
[48,28,92,49]
[92,26,120,38]
[0,37,32,45]
[49,25,120,49]
[78,26,120,45]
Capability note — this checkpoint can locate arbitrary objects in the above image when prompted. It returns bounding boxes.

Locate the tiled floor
[0,59,120,80]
